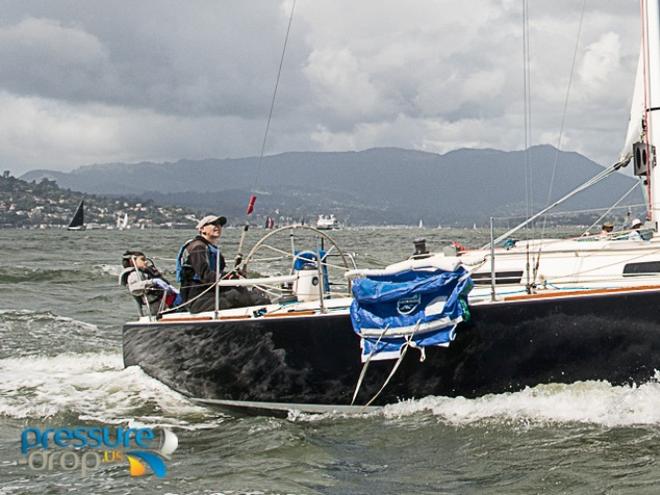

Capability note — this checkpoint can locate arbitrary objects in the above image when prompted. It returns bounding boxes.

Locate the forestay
[349,265,473,362]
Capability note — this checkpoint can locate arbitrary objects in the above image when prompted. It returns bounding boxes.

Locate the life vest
[175,237,220,284]
[119,267,163,306]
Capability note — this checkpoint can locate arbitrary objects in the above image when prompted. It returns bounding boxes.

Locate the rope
[160,264,243,314]
[351,319,425,407]
[361,320,423,408]
[351,325,390,405]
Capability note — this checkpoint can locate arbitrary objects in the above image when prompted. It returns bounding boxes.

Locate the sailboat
[67,200,85,231]
[122,3,660,413]
[117,213,129,231]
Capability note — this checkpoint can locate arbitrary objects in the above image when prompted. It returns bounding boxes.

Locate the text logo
[18,426,178,478]
[397,294,421,315]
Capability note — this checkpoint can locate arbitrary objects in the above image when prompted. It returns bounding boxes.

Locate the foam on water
[0,310,115,358]
[380,377,660,427]
[95,263,123,277]
[287,377,660,428]
[0,351,221,428]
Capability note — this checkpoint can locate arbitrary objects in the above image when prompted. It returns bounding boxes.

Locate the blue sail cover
[350,265,473,362]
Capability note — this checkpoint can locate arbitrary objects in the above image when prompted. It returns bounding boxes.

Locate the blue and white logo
[396,294,421,315]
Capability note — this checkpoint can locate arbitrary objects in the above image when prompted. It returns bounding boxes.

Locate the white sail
[617,4,660,227]
[117,213,129,230]
[620,48,645,164]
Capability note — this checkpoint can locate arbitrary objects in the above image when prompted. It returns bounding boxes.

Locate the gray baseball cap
[196,215,227,230]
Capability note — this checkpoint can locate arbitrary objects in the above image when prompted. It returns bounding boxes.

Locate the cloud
[0,1,642,174]
[0,18,115,103]
[579,32,622,89]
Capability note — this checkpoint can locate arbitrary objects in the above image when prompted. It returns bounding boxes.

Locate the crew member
[176,215,269,313]
[598,222,614,238]
[119,250,180,315]
[628,218,643,241]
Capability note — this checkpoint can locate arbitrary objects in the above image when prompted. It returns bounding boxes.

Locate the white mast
[644,0,660,228]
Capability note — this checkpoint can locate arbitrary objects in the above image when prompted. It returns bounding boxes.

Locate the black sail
[67,200,85,230]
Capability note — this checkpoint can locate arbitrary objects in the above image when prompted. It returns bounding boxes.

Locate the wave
[0,263,178,285]
[95,263,123,277]
[0,352,223,428]
[0,264,118,284]
[383,378,660,427]
[290,378,660,428]
[0,310,115,359]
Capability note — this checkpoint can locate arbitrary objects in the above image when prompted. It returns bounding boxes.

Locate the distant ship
[316,214,339,230]
[67,200,85,231]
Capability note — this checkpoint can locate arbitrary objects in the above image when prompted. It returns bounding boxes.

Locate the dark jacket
[178,236,225,308]
[177,235,270,313]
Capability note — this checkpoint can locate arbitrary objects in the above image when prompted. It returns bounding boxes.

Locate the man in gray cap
[175,215,227,313]
[175,215,269,313]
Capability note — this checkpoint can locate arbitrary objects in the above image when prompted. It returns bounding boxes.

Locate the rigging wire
[540,0,587,236]
[489,202,646,222]
[581,181,642,235]
[235,0,297,264]
[252,0,297,195]
[484,155,631,248]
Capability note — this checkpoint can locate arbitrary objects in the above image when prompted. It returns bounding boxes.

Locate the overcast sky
[0,1,640,174]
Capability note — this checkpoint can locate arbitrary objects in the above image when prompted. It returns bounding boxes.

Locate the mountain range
[21,145,642,225]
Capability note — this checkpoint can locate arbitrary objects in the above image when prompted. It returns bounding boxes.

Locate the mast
[643,0,660,228]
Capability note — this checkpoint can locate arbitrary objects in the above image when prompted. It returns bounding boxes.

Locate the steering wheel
[240,224,355,296]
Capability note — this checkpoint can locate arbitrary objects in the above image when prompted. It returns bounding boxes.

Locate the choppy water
[3,227,660,494]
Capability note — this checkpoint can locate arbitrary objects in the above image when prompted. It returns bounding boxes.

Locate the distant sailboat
[67,200,85,231]
[418,219,424,228]
[265,216,275,229]
[117,213,129,230]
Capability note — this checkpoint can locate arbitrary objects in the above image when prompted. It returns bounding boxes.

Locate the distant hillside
[0,172,197,228]
[21,146,643,225]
